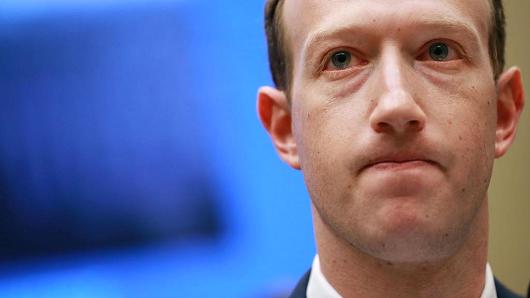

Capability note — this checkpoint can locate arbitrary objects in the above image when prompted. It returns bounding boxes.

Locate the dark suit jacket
[289,269,526,298]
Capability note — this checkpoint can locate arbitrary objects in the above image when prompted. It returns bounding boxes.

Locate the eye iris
[331,51,351,69]
[429,43,449,61]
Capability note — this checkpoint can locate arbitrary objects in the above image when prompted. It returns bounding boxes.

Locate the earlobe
[494,67,525,158]
[257,86,301,169]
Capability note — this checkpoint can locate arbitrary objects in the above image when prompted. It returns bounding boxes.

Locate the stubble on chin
[311,185,489,266]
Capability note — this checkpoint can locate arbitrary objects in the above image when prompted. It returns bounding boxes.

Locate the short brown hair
[265,0,506,92]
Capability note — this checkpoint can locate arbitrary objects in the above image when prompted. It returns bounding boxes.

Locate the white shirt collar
[307,255,342,298]
[482,261,497,298]
[307,255,497,298]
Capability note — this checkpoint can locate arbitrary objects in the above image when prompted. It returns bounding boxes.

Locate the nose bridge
[370,44,426,134]
[380,43,408,93]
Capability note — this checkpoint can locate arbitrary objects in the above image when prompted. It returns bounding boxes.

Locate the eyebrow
[302,18,481,62]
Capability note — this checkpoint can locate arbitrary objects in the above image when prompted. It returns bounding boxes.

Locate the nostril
[407,120,423,130]
[376,122,392,132]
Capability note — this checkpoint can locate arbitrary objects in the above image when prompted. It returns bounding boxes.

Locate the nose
[369,89,426,134]
[369,50,426,135]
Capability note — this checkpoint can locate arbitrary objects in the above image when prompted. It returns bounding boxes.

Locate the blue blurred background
[0,1,314,297]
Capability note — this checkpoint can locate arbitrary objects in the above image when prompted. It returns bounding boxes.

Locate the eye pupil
[331,51,351,69]
[429,43,449,61]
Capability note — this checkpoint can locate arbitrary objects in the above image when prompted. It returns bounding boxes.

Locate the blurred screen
[0,1,315,297]
[0,2,222,261]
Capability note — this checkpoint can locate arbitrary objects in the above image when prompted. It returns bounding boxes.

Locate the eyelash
[320,48,366,72]
[416,39,467,62]
[318,40,467,74]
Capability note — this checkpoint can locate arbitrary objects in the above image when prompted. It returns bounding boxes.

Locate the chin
[368,233,461,264]
[358,217,466,264]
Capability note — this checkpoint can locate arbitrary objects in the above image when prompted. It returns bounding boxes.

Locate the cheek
[451,83,497,152]
[293,98,340,164]
[428,71,497,148]
[292,100,361,200]
[440,82,497,195]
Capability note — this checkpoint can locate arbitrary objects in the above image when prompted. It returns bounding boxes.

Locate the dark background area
[0,1,315,297]
[0,2,220,260]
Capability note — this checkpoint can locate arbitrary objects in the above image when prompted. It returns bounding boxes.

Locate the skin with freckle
[258,0,525,296]
[286,0,497,263]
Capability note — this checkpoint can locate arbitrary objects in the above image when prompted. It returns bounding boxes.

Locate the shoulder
[288,269,311,298]
[494,278,526,298]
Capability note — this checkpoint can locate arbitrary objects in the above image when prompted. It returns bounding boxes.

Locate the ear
[257,86,301,169]
[494,67,525,158]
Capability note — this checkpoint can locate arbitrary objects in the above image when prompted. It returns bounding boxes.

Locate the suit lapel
[288,270,311,298]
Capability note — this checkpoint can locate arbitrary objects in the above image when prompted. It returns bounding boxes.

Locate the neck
[313,197,489,298]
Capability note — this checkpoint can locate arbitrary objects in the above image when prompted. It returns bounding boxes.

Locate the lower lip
[368,160,435,171]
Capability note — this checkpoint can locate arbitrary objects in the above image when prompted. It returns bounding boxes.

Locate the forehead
[281,0,491,57]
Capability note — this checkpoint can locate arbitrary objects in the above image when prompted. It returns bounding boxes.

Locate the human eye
[323,49,366,72]
[327,50,352,70]
[417,41,462,62]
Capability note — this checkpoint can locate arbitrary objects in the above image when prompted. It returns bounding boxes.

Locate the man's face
[282,0,499,262]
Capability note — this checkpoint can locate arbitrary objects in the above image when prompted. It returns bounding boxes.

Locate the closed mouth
[360,158,439,173]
